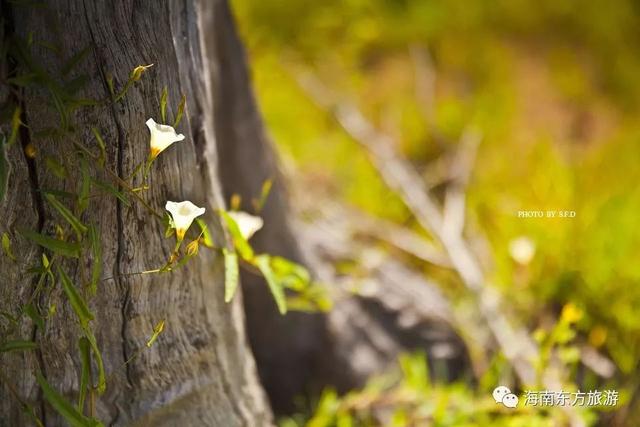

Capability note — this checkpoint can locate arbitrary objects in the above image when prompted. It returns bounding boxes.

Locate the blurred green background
[232,1,640,425]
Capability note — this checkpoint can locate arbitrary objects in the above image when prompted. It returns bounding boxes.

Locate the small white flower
[509,236,536,265]
[228,211,263,240]
[146,118,185,158]
[165,200,205,240]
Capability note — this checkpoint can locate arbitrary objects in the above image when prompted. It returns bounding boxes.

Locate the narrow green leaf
[22,402,44,427]
[77,337,90,411]
[6,72,39,87]
[64,74,90,95]
[45,193,88,237]
[48,86,69,130]
[2,232,16,261]
[91,178,129,206]
[91,128,106,167]
[160,86,168,123]
[77,158,91,214]
[254,254,287,314]
[19,229,81,258]
[35,372,101,427]
[270,256,311,290]
[253,179,273,212]
[8,106,23,146]
[0,340,37,352]
[106,74,115,98]
[173,94,186,127]
[219,210,254,260]
[223,249,239,303]
[40,188,76,199]
[58,267,94,328]
[82,327,105,394]
[32,127,63,140]
[88,226,102,296]
[61,46,90,76]
[195,218,214,248]
[146,319,165,348]
[23,303,45,330]
[42,253,50,268]
[66,98,100,110]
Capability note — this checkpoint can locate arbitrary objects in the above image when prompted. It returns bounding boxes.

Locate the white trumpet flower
[146,118,185,159]
[228,211,263,240]
[165,200,205,240]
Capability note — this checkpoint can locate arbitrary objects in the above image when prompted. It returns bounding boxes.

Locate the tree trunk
[0,0,271,425]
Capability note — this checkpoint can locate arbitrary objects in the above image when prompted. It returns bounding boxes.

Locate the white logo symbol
[493,386,519,408]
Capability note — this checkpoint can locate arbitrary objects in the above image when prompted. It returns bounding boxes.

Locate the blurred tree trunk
[0,0,271,425]
[213,0,469,416]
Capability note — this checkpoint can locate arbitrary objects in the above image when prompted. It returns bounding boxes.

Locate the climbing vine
[0,7,328,426]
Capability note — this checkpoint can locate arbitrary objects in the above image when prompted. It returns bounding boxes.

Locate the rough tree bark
[1,0,271,425]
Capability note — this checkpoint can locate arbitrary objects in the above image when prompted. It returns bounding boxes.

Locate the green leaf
[223,249,239,303]
[91,128,106,167]
[61,46,90,76]
[254,254,287,314]
[35,372,102,427]
[2,232,16,261]
[0,340,37,352]
[146,319,165,348]
[22,403,44,427]
[195,218,214,248]
[44,155,67,179]
[253,179,273,212]
[19,228,81,258]
[77,337,90,411]
[45,193,88,237]
[58,267,94,328]
[270,256,311,291]
[66,98,100,111]
[82,327,105,394]
[106,75,115,98]
[173,94,186,127]
[91,178,129,206]
[160,86,168,123]
[40,188,76,199]
[64,75,90,95]
[0,140,8,203]
[6,73,39,87]
[78,158,91,214]
[87,226,102,296]
[8,106,23,146]
[220,210,254,260]
[23,303,45,330]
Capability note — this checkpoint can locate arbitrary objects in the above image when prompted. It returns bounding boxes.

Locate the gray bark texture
[0,0,272,425]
